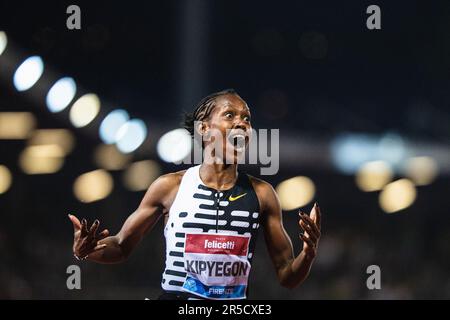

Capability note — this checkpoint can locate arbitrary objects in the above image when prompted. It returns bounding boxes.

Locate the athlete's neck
[199,163,238,191]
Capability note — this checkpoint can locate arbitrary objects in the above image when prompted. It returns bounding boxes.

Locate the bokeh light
[99,109,129,144]
[28,129,75,155]
[0,112,36,139]
[19,145,65,174]
[0,165,12,194]
[46,77,77,113]
[379,179,417,213]
[355,160,393,192]
[115,119,147,153]
[73,169,113,203]
[13,56,44,91]
[403,156,438,186]
[0,31,7,55]
[94,144,132,170]
[276,176,316,211]
[123,160,161,191]
[69,93,101,128]
[157,128,192,163]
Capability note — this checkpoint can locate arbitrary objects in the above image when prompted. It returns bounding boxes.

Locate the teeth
[227,132,246,151]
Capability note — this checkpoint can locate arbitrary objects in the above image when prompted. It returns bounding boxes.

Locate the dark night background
[0,0,450,299]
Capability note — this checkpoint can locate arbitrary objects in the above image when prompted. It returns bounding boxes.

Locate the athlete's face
[201,94,252,163]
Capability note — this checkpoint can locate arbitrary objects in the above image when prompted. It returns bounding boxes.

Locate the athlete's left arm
[253,179,322,289]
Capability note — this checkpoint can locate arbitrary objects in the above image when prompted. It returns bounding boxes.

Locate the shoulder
[248,174,276,195]
[247,175,280,213]
[154,169,187,189]
[140,169,188,211]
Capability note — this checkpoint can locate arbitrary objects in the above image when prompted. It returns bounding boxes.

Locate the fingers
[312,202,322,228]
[92,243,108,252]
[76,242,107,259]
[299,219,319,242]
[97,229,110,240]
[300,233,315,248]
[78,218,102,238]
[88,220,100,238]
[81,219,89,237]
[82,219,103,241]
[68,214,81,231]
[73,218,108,258]
[299,212,321,240]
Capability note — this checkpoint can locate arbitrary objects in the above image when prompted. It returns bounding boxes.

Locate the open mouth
[227,131,247,152]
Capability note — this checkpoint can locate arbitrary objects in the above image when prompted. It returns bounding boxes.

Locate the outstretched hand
[68,214,109,260]
[299,202,321,259]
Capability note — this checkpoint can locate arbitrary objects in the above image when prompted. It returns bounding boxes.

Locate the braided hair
[183,89,237,137]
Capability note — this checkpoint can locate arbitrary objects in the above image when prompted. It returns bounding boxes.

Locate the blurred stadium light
[0,164,13,194]
[115,119,147,154]
[0,31,7,55]
[99,109,129,144]
[69,93,101,128]
[0,33,156,208]
[355,160,393,192]
[123,160,161,191]
[46,77,77,113]
[157,128,192,163]
[73,169,113,203]
[331,133,406,175]
[378,134,406,165]
[0,112,36,139]
[13,56,44,91]
[402,156,438,186]
[276,176,315,211]
[379,179,417,213]
[330,136,363,171]
[19,145,65,174]
[27,129,75,156]
[94,144,132,171]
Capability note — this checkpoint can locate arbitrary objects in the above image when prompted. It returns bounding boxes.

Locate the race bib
[182,233,251,299]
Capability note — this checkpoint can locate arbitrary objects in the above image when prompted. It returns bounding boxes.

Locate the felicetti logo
[185,234,249,256]
[204,239,235,250]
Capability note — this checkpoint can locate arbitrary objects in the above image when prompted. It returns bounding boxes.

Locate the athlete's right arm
[68,173,180,264]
